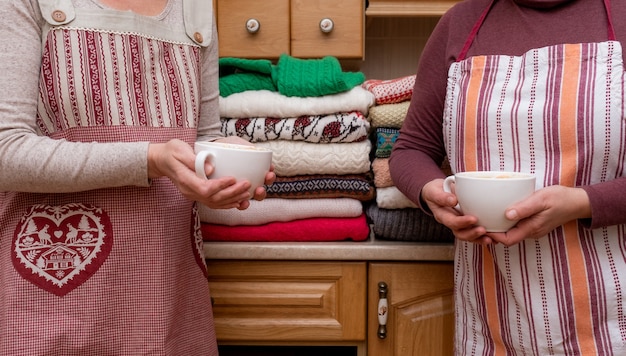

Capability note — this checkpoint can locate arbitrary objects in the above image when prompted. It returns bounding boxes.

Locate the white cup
[443,171,536,232]
[194,141,272,196]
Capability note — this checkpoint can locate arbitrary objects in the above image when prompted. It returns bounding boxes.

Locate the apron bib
[444,0,626,354]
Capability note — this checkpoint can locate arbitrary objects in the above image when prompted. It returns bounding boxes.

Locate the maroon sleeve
[388,2,478,210]
[580,180,626,229]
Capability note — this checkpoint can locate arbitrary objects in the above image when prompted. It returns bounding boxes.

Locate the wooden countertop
[203,235,455,261]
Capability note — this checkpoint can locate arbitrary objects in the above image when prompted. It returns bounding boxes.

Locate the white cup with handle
[194,141,272,197]
[443,171,536,232]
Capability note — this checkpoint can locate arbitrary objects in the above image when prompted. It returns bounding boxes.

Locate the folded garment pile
[199,54,376,242]
[362,75,454,242]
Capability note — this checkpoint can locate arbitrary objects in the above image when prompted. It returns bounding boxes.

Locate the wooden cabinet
[215,0,364,59]
[368,262,455,356]
[206,260,367,342]
[206,259,454,355]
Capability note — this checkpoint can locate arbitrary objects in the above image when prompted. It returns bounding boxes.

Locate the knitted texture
[219,54,366,98]
[219,57,274,74]
[272,54,365,97]
[219,73,276,97]
[362,75,416,105]
[375,127,399,158]
[371,158,394,188]
[265,173,375,201]
[198,198,364,226]
[366,203,454,242]
[254,140,372,176]
[220,112,370,144]
[218,57,276,96]
[375,186,418,209]
[201,214,370,242]
[368,101,410,128]
[219,86,375,119]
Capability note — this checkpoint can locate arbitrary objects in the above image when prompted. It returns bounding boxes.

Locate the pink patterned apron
[0,1,217,354]
[444,0,626,354]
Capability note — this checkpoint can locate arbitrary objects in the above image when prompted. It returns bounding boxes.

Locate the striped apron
[444,0,626,354]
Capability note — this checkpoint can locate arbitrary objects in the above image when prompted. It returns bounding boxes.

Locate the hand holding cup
[194,141,273,197]
[443,171,536,232]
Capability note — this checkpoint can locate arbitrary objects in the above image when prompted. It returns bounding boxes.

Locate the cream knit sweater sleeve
[0,0,220,193]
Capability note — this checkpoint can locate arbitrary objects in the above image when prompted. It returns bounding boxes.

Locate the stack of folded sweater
[362,75,454,242]
[199,54,376,242]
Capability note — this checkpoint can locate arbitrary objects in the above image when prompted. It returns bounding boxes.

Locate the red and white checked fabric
[1,9,218,356]
[361,74,416,105]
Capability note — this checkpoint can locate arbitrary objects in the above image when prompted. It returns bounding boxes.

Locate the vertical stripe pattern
[37,27,201,135]
[444,41,626,355]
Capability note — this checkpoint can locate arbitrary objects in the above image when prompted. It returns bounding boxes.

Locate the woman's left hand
[486,185,591,246]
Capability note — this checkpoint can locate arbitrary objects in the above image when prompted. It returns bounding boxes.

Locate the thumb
[504,192,540,221]
[505,208,520,221]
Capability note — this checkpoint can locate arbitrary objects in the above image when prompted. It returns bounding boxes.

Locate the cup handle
[442,176,461,212]
[195,151,214,179]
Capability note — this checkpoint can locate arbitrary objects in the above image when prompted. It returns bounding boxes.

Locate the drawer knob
[246,18,260,34]
[319,18,334,33]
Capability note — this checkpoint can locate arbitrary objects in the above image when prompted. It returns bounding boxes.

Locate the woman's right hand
[421,178,493,245]
[147,139,253,210]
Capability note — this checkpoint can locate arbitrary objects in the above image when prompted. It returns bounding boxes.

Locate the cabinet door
[216,0,290,58]
[368,262,454,356]
[207,260,367,342]
[291,0,364,58]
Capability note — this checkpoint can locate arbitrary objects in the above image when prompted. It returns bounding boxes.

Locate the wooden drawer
[216,0,290,58]
[291,0,364,59]
[216,0,363,59]
[207,260,367,342]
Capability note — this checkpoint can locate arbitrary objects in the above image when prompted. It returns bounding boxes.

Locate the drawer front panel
[291,0,364,58]
[216,0,290,58]
[207,261,367,341]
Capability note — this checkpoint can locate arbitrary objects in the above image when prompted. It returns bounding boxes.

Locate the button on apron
[51,10,66,23]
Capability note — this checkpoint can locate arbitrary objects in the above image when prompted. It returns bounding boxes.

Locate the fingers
[504,188,551,223]
[422,178,491,245]
[263,170,276,186]
[251,185,267,201]
[423,179,457,208]
[198,178,251,208]
[452,223,490,244]
[176,163,251,208]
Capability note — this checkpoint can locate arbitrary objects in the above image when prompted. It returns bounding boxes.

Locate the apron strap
[457,0,495,61]
[457,0,616,61]
[605,0,616,41]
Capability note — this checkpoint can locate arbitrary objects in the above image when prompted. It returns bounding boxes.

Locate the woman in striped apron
[391,0,626,354]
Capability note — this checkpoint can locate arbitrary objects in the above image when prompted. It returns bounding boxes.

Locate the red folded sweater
[201,214,370,242]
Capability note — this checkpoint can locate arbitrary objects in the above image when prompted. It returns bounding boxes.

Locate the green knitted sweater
[219,54,365,98]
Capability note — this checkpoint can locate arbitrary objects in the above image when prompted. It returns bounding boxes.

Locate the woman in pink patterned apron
[391,0,626,354]
[0,0,273,355]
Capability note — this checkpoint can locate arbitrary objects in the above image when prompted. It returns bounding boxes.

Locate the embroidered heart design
[12,203,113,297]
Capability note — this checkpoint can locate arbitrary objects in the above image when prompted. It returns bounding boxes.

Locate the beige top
[0,0,221,193]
